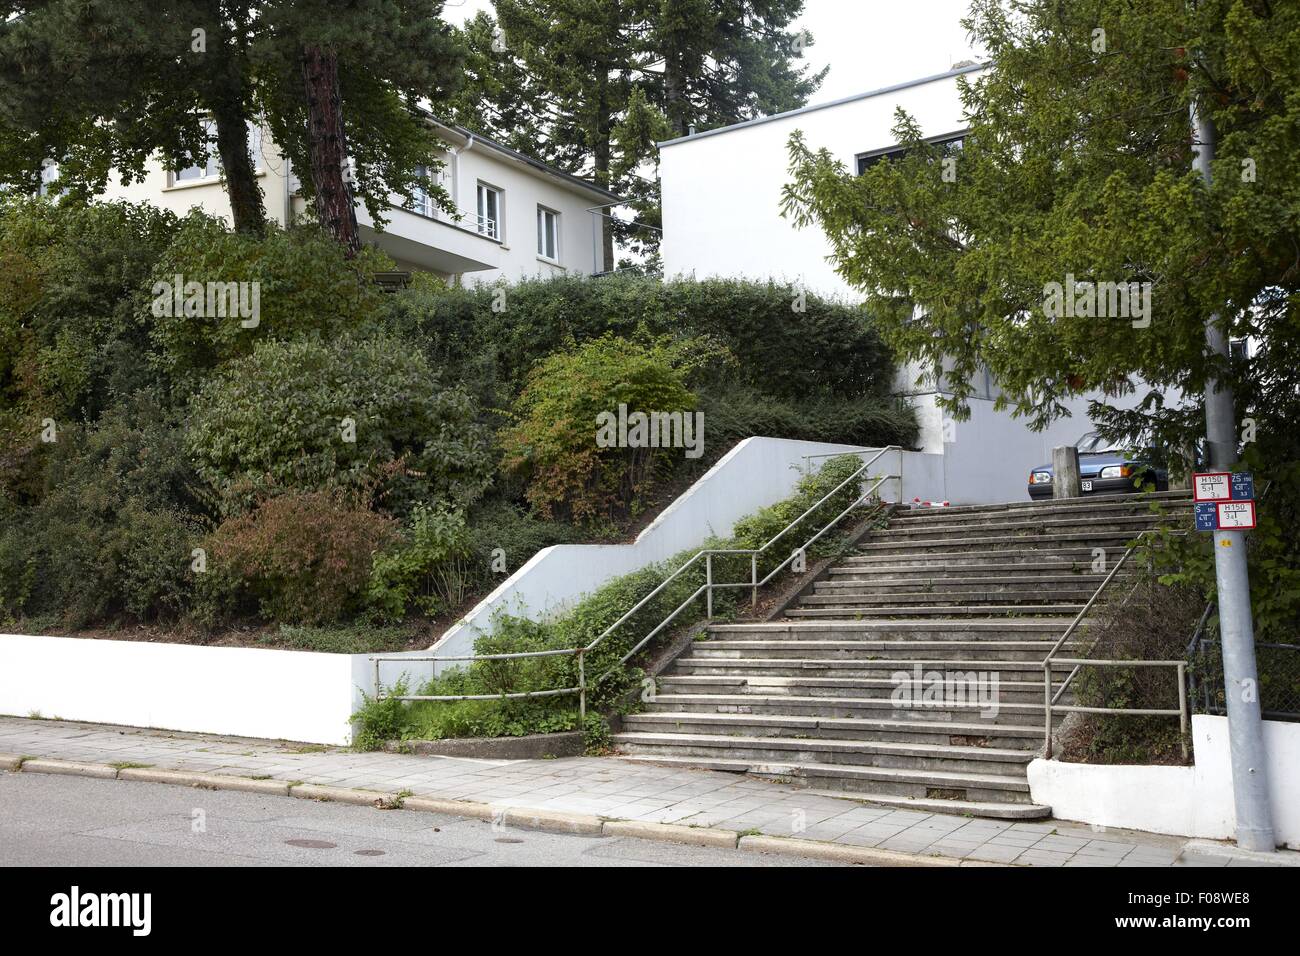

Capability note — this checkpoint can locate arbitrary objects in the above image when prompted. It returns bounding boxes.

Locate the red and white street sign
[1216,500,1257,530]
[1194,472,1232,502]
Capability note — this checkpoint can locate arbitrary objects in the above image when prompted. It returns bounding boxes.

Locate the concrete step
[798,589,1099,606]
[620,710,1050,747]
[613,752,1040,804]
[828,561,1119,579]
[890,490,1189,519]
[613,731,1035,776]
[838,547,1123,569]
[784,604,1086,618]
[889,496,1190,525]
[707,619,1077,640]
[852,531,1155,555]
[643,692,1059,725]
[797,788,1053,820]
[658,673,1070,704]
[691,640,1079,662]
[872,514,1185,540]
[674,657,1074,681]
[815,573,1123,591]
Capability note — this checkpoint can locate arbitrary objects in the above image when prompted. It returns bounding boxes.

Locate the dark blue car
[1028,431,1168,500]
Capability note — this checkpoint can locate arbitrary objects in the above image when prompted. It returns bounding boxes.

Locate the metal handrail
[1041,521,1192,758]
[371,446,903,722]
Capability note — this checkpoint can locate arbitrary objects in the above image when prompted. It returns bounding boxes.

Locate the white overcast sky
[440,0,982,105]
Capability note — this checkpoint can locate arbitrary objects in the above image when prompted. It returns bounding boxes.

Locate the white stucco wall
[98,124,609,283]
[1028,715,1300,849]
[660,65,982,301]
[0,634,369,745]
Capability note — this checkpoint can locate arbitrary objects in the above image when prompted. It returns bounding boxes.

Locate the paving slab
[1,716,1295,867]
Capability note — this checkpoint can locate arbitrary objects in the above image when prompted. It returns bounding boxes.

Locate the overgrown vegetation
[0,198,909,646]
[1058,574,1204,766]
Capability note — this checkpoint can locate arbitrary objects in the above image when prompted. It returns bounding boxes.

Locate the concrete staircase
[614,490,1193,819]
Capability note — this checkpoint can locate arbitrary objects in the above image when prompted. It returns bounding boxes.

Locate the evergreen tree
[452,0,823,267]
[782,0,1300,441]
[0,0,267,234]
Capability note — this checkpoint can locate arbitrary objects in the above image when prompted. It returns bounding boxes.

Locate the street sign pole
[1192,97,1275,852]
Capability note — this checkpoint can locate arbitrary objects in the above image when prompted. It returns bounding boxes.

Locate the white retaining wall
[1028,715,1300,849]
[0,633,368,745]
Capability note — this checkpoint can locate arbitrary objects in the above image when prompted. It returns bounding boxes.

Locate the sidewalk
[1,716,1293,867]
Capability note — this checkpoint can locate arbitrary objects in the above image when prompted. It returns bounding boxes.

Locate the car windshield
[1075,431,1123,454]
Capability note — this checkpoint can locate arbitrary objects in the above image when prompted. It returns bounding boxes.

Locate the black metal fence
[1191,629,1300,721]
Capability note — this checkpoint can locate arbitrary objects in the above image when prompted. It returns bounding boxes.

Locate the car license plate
[1081,480,1093,492]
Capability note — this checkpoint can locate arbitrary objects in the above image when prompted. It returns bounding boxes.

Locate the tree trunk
[594,75,614,272]
[210,103,266,236]
[665,55,686,138]
[301,44,360,257]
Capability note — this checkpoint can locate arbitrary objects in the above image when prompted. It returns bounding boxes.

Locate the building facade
[99,117,619,285]
[658,64,1158,504]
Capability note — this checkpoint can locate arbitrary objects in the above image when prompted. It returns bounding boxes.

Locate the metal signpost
[1192,469,1274,852]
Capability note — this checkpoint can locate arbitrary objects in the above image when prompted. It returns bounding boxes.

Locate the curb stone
[602,820,740,848]
[7,751,1015,866]
[116,767,290,796]
[503,807,604,835]
[21,758,118,780]
[289,783,398,807]
[738,834,964,867]
[401,796,496,821]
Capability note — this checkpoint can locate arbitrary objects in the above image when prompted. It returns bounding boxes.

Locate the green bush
[367,503,473,621]
[499,333,712,523]
[187,334,493,515]
[148,216,391,391]
[0,398,212,625]
[209,490,399,624]
[0,197,178,422]
[381,273,895,403]
[699,385,917,449]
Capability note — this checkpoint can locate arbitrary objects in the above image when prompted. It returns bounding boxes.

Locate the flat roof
[657,62,985,149]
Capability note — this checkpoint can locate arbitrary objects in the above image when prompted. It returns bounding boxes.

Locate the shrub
[187,334,493,515]
[367,504,473,621]
[0,197,178,421]
[0,399,213,625]
[148,216,391,391]
[1059,577,1204,765]
[209,491,399,624]
[699,385,917,449]
[498,334,710,522]
[381,273,896,403]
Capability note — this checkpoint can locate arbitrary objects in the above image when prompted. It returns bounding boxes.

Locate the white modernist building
[659,64,1153,504]
[97,116,619,285]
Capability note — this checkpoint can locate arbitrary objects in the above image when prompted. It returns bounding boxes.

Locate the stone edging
[0,753,999,867]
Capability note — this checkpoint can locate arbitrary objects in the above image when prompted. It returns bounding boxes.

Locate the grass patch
[259,622,415,655]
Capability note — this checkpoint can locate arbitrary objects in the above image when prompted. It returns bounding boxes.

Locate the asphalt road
[0,772,844,867]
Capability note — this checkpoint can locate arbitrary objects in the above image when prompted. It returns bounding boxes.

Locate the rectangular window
[174,120,264,183]
[477,182,501,239]
[856,131,964,175]
[537,205,558,261]
[412,164,433,216]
